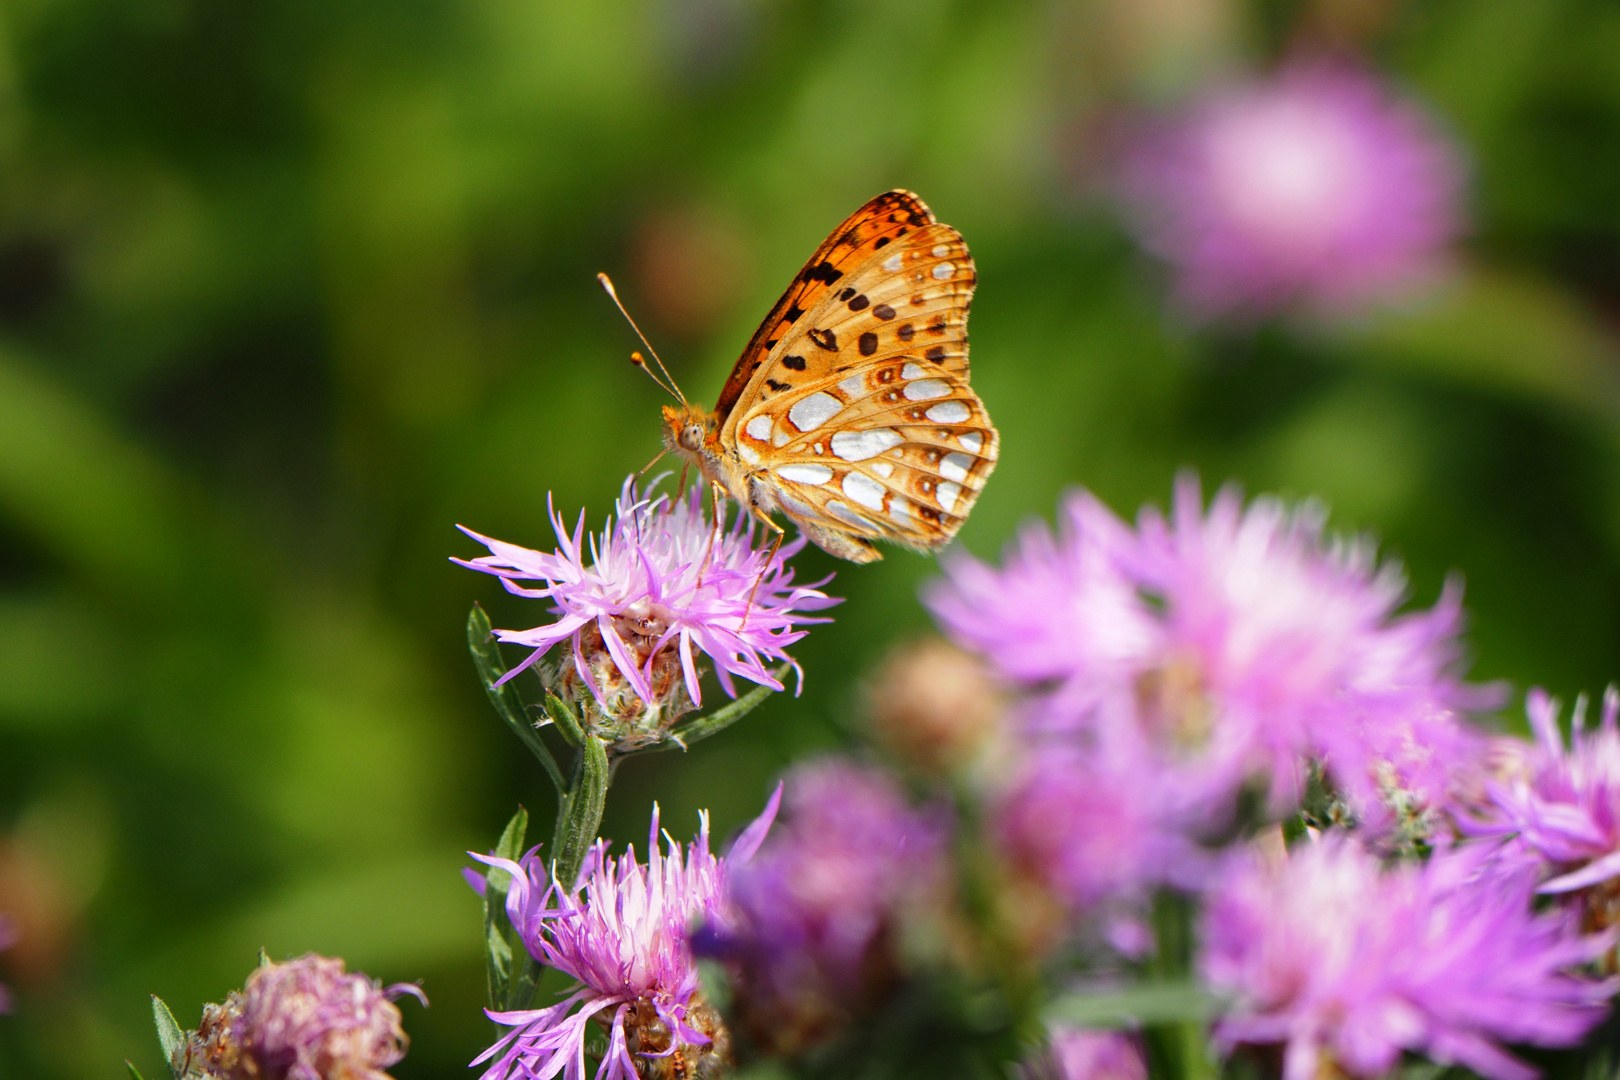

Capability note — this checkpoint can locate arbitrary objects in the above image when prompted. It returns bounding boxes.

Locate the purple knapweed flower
[175,954,425,1080]
[0,915,14,1014]
[456,475,837,751]
[928,477,1486,822]
[994,746,1207,917]
[1200,836,1613,1080]
[1473,689,1620,916]
[470,797,779,1080]
[1122,62,1465,321]
[1019,1028,1148,1080]
[700,759,949,1055]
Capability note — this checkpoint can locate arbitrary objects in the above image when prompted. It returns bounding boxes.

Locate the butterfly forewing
[717,190,996,558]
[715,191,954,421]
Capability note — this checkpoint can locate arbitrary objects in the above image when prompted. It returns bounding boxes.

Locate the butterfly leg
[695,481,728,582]
[740,510,786,630]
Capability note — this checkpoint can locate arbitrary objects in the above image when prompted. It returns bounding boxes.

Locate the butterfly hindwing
[747,365,998,556]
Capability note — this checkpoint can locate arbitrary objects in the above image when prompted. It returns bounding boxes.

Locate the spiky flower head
[927,477,1485,825]
[456,475,837,752]
[699,759,949,1056]
[1122,62,1465,321]
[1018,1028,1148,1080]
[1200,836,1613,1080]
[1472,688,1620,925]
[175,954,424,1080]
[993,747,1208,919]
[471,797,779,1080]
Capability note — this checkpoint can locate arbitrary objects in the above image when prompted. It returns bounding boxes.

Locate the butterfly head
[661,403,719,457]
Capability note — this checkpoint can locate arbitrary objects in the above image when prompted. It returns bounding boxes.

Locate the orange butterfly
[609,190,998,563]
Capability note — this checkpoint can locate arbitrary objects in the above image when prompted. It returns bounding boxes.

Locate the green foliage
[481,806,542,1013]
[149,997,186,1080]
[469,605,567,798]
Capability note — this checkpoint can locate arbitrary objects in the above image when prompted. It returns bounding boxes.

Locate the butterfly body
[661,190,998,563]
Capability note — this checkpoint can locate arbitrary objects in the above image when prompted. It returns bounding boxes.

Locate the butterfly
[615,190,998,563]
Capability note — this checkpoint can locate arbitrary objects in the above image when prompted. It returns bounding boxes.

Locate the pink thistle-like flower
[1200,836,1613,1080]
[176,954,425,1080]
[1122,62,1466,321]
[456,475,837,750]
[1473,689,1620,908]
[1019,1028,1148,1080]
[927,477,1486,820]
[470,796,779,1080]
[699,759,949,1054]
[994,747,1208,917]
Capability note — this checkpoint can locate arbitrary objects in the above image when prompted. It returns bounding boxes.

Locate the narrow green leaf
[482,806,529,1009]
[552,733,610,891]
[656,666,786,752]
[151,995,187,1076]
[468,604,566,793]
[126,1062,148,1080]
[1045,982,1222,1028]
[544,692,585,748]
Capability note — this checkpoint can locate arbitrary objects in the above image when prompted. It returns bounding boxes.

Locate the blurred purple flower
[1200,836,1613,1080]
[0,915,14,1014]
[455,475,837,747]
[177,954,424,1080]
[927,477,1485,819]
[1122,62,1465,321]
[700,759,949,1054]
[994,747,1207,913]
[1473,689,1620,902]
[470,798,778,1080]
[1019,1028,1148,1080]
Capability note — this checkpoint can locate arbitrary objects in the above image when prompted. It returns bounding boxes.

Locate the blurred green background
[2,0,1620,1075]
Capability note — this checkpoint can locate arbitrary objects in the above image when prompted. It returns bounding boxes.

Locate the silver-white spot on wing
[932,262,955,280]
[838,373,865,397]
[738,442,761,466]
[901,361,928,381]
[936,481,962,513]
[903,379,951,402]
[842,471,887,511]
[883,252,904,273]
[872,462,895,478]
[827,500,866,527]
[926,400,970,423]
[932,244,950,257]
[830,427,902,462]
[745,415,773,441]
[958,431,983,453]
[890,496,911,522]
[940,452,973,483]
[779,492,817,519]
[788,392,842,432]
[777,463,833,486]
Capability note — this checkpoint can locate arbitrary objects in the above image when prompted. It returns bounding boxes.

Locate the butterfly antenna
[597,273,688,407]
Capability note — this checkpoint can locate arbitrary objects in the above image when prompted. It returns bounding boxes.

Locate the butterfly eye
[680,425,704,451]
